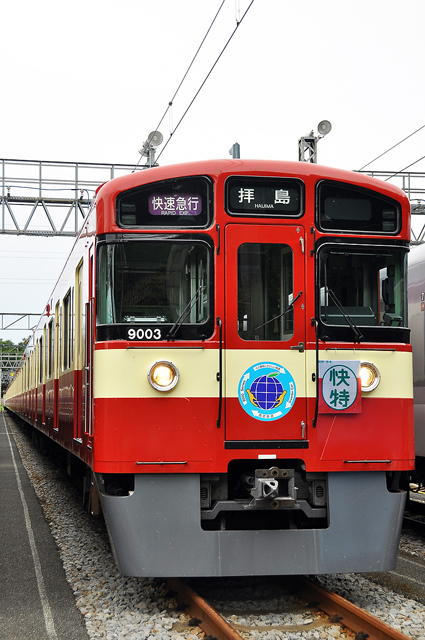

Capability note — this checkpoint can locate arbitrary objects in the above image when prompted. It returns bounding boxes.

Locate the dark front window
[226,177,304,217]
[318,244,408,342]
[237,243,294,341]
[97,238,213,341]
[116,176,212,228]
[317,181,400,234]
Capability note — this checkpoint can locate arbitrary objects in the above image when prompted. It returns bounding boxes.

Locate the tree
[1,336,31,397]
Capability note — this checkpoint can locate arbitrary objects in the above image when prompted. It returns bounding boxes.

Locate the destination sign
[148,193,202,216]
[117,176,212,228]
[226,177,303,216]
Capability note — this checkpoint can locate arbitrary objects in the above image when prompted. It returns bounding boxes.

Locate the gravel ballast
[7,416,425,639]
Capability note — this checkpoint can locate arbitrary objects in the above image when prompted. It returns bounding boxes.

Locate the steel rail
[297,577,411,640]
[166,578,244,640]
[168,576,411,640]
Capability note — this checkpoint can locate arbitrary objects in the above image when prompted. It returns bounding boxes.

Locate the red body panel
[91,393,413,474]
[45,378,54,433]
[224,397,306,441]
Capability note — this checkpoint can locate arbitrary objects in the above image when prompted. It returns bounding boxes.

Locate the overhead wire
[155,0,255,165]
[0,256,65,260]
[358,124,425,171]
[135,0,255,169]
[0,250,67,256]
[384,155,425,181]
[154,1,227,137]
[133,0,226,171]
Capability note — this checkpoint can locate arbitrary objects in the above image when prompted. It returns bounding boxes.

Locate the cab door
[224,224,307,443]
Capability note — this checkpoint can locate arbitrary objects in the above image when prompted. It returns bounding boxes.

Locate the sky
[1,0,425,343]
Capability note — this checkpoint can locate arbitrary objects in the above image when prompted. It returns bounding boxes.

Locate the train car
[408,242,425,483]
[5,159,414,577]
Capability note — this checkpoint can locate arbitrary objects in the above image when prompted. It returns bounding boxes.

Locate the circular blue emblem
[238,362,296,421]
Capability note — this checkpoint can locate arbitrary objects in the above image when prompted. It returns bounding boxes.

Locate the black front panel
[317,181,401,234]
[225,176,304,217]
[116,176,213,228]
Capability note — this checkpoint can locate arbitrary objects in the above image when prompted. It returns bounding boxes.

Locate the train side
[5,206,97,468]
[5,159,414,577]
[408,243,425,480]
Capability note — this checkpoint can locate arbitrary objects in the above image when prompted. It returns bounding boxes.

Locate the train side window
[317,181,401,234]
[31,351,35,389]
[39,337,43,384]
[47,319,54,379]
[75,261,84,367]
[63,293,69,370]
[237,243,294,341]
[55,301,60,378]
[63,289,74,370]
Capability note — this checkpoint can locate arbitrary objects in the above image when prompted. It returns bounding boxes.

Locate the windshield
[318,244,408,342]
[97,239,213,341]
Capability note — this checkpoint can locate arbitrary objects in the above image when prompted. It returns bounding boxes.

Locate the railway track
[404,513,425,535]
[167,576,412,640]
[403,492,425,535]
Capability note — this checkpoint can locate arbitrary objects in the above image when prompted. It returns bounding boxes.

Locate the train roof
[96,158,409,204]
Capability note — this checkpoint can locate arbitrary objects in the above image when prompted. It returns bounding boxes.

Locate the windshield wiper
[326,287,364,342]
[254,291,303,331]
[167,284,206,339]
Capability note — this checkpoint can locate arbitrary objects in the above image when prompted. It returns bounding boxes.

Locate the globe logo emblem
[238,362,296,421]
[248,373,285,410]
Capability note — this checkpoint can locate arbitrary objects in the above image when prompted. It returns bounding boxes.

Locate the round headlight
[148,361,179,392]
[360,361,380,392]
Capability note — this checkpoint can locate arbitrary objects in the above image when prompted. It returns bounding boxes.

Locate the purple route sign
[148,194,202,216]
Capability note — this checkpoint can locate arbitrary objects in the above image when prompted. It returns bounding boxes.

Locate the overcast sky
[1,0,425,343]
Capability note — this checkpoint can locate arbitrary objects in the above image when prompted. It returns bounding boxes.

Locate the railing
[0,158,144,236]
[0,313,40,332]
[358,170,425,244]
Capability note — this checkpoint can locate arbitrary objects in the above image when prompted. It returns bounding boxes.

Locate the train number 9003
[128,328,162,340]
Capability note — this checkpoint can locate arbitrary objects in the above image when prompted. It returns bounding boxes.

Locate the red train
[5,159,414,577]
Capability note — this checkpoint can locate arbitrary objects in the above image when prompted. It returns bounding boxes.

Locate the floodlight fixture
[317,120,332,137]
[138,131,164,167]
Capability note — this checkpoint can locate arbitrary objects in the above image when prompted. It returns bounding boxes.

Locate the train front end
[92,160,414,577]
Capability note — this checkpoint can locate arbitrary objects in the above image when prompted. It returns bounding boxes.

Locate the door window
[237,243,293,341]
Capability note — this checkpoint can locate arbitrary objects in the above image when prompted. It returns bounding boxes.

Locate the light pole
[298,120,332,163]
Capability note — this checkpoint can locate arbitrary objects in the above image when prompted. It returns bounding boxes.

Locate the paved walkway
[0,412,89,640]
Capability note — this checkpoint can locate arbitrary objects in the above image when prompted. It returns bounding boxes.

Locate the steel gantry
[358,169,425,244]
[0,158,145,237]
[0,316,34,387]
[0,343,27,389]
[0,313,39,332]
